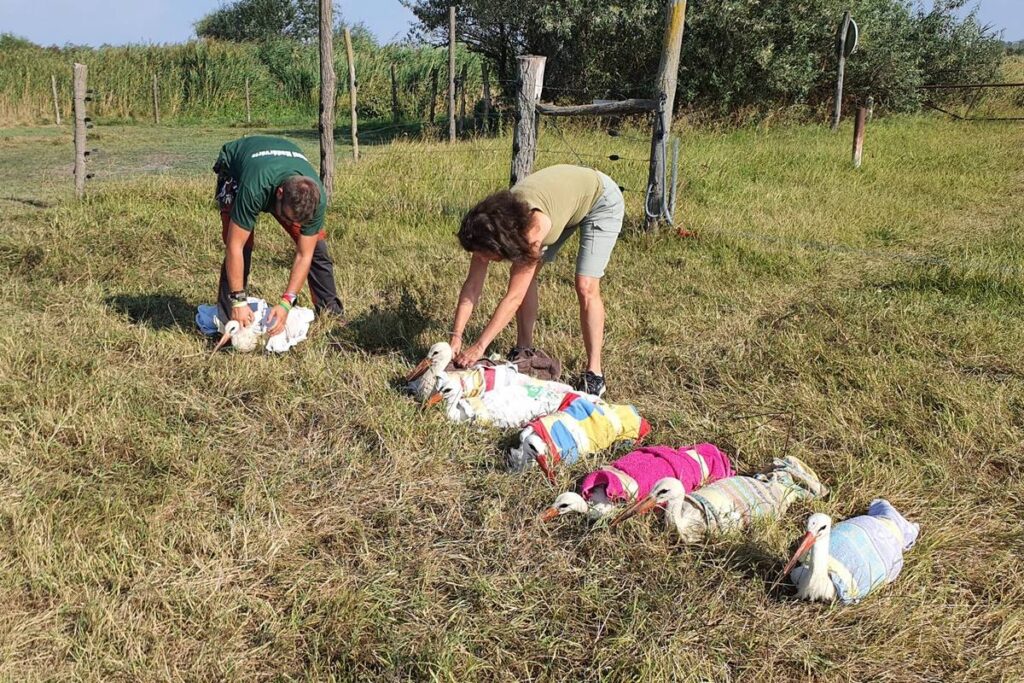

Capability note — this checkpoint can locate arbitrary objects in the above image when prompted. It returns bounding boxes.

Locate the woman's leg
[515,266,542,349]
[575,275,604,375]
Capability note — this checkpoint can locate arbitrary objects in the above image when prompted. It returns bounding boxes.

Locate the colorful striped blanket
[446,364,523,399]
[524,393,651,482]
[450,379,575,429]
[580,444,735,503]
[820,499,920,604]
[686,456,828,533]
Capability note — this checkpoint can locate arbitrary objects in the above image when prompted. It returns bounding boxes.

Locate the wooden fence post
[482,61,492,133]
[645,0,688,230]
[510,55,546,187]
[390,63,400,123]
[832,10,851,131]
[344,28,359,161]
[152,73,160,124]
[852,106,867,169]
[429,67,439,124]
[73,63,88,199]
[51,74,61,125]
[245,77,252,124]
[319,0,336,198]
[448,4,457,142]
[458,63,468,134]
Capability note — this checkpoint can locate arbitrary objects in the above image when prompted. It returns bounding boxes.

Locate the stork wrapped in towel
[429,376,575,429]
[782,499,919,604]
[405,341,532,403]
[612,456,828,543]
[197,297,315,354]
[509,392,651,482]
[541,443,735,522]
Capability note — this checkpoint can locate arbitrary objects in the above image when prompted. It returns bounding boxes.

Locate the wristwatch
[229,290,248,303]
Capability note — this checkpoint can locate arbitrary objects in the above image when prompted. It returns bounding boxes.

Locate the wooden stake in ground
[152,73,160,124]
[482,61,492,133]
[344,28,359,162]
[510,55,546,187]
[319,0,336,197]
[429,67,438,124]
[852,106,867,169]
[458,63,468,135]
[391,63,400,124]
[73,63,88,199]
[832,10,852,131]
[51,74,61,125]
[245,77,252,125]
[448,4,457,142]
[645,0,688,230]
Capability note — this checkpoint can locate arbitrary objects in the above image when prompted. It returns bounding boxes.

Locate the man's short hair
[280,175,321,224]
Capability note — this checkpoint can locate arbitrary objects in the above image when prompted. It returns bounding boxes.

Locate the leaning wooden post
[51,74,62,125]
[482,61,492,133]
[428,66,439,124]
[448,3,457,142]
[509,55,545,187]
[390,63,400,123]
[644,0,688,230]
[318,0,336,198]
[852,106,867,169]
[343,28,359,161]
[72,63,88,199]
[244,77,252,124]
[152,73,160,124]
[832,10,852,131]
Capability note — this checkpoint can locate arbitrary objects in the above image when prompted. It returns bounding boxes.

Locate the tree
[196,0,339,43]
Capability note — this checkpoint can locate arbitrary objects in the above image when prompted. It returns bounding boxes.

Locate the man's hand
[454,343,485,368]
[265,304,289,336]
[231,303,255,328]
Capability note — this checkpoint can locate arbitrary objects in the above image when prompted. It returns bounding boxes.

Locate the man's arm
[225,221,255,326]
[450,253,490,353]
[266,233,317,335]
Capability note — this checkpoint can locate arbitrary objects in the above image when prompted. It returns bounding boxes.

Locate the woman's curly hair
[457,191,537,263]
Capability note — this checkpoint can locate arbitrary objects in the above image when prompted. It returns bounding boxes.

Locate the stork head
[425,380,462,409]
[405,341,454,382]
[610,477,685,528]
[539,492,589,521]
[211,320,261,355]
[782,513,832,577]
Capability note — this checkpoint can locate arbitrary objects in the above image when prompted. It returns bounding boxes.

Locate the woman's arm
[455,258,539,366]
[450,253,490,353]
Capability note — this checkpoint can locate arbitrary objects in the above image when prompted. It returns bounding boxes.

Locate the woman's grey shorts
[542,172,624,279]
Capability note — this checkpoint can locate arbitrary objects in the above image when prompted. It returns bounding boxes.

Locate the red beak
[425,392,443,408]
[210,330,232,356]
[782,531,818,579]
[405,357,431,383]
[610,495,658,528]
[539,507,559,522]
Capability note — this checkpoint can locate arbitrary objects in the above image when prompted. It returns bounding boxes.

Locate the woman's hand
[454,343,485,368]
[449,335,464,355]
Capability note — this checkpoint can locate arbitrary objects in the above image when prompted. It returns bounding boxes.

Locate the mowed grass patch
[0,116,1022,681]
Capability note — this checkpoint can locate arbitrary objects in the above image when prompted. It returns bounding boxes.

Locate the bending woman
[449,164,625,397]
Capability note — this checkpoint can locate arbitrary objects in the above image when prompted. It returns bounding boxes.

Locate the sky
[0,0,1019,47]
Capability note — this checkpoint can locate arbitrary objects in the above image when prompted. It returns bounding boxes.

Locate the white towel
[195,297,314,354]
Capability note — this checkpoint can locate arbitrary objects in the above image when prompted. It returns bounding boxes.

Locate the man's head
[457,191,536,263]
[275,175,321,225]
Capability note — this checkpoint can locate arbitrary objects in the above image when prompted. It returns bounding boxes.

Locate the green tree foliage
[195,0,333,43]
[403,0,1003,114]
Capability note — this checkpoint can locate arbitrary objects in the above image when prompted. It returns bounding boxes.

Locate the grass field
[1,113,1023,681]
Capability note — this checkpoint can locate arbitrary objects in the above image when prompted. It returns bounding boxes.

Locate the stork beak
[782,531,818,579]
[425,392,444,408]
[210,330,233,356]
[405,358,431,383]
[610,495,658,528]
[539,507,560,522]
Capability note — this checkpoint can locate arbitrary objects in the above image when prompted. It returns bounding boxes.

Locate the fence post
[510,55,545,187]
[852,106,867,169]
[865,95,874,122]
[482,61,492,133]
[344,28,359,162]
[73,63,88,199]
[645,0,688,230]
[51,74,62,125]
[429,67,439,124]
[448,4,457,142]
[245,77,252,124]
[832,10,851,131]
[458,63,468,135]
[391,63,400,124]
[152,73,160,124]
[319,0,336,197]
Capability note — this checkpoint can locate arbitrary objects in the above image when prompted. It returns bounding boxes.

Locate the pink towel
[579,443,735,502]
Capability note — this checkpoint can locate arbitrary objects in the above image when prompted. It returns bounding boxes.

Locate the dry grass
[0,112,1023,681]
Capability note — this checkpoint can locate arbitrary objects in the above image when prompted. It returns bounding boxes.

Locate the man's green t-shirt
[217,135,327,236]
